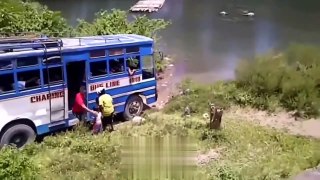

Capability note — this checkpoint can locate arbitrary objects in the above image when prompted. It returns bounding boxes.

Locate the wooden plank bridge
[129,0,166,13]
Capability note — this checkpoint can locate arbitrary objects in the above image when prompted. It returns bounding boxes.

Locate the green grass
[125,112,320,180]
[0,111,319,179]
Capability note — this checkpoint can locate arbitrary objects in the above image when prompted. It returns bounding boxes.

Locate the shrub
[0,146,38,180]
[25,129,121,180]
[75,9,171,72]
[0,0,71,36]
[234,44,320,117]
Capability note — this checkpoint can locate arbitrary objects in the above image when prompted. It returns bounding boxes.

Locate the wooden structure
[209,103,224,130]
[130,0,166,13]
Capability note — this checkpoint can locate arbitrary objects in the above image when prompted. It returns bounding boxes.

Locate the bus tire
[123,95,144,121]
[0,124,36,149]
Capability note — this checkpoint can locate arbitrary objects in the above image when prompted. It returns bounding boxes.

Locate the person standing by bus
[96,87,115,132]
[72,85,97,122]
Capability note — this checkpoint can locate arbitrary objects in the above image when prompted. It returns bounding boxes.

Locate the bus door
[65,59,87,119]
[43,55,67,122]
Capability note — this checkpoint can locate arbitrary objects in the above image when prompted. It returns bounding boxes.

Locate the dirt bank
[155,57,179,109]
[226,107,320,139]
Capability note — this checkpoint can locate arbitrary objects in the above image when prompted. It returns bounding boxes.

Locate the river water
[39,0,320,83]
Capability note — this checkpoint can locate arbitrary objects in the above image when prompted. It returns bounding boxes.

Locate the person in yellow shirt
[96,87,114,132]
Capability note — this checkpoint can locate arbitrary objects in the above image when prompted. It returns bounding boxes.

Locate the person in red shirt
[72,85,97,121]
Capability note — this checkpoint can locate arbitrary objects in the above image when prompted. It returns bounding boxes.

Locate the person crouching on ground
[72,85,98,123]
[96,87,115,132]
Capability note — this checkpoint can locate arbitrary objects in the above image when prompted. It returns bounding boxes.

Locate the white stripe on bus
[88,86,156,104]
[0,77,156,102]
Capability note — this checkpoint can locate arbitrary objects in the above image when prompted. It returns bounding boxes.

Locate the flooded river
[39,0,320,83]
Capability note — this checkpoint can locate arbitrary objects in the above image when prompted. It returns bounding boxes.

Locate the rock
[132,116,145,125]
[203,113,209,120]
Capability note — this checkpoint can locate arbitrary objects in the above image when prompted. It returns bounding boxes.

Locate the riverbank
[155,56,179,109]
[3,62,320,179]
[1,74,320,179]
[3,91,319,179]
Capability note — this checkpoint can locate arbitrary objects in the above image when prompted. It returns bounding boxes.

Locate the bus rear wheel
[0,124,36,149]
[123,95,144,121]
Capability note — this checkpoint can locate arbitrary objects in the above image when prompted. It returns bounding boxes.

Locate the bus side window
[43,67,63,85]
[0,60,13,70]
[17,70,41,90]
[126,56,140,71]
[0,73,14,94]
[90,61,107,77]
[43,55,62,65]
[142,55,155,80]
[126,46,140,54]
[109,58,124,74]
[17,56,38,68]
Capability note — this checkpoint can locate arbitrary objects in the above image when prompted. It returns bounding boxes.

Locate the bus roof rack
[0,35,62,52]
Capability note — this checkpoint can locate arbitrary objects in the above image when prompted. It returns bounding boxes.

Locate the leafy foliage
[0,129,121,180]
[0,0,71,37]
[75,9,170,40]
[0,146,38,180]
[75,9,170,71]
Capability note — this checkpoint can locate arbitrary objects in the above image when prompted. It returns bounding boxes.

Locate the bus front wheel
[123,95,144,121]
[0,124,36,149]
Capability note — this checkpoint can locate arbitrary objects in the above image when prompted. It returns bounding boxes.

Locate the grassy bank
[1,108,319,179]
[1,68,320,179]
[166,44,320,119]
[2,69,320,179]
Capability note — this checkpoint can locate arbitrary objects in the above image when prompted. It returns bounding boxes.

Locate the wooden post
[209,103,223,130]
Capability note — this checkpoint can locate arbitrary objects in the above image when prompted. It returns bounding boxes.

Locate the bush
[234,44,320,117]
[0,0,71,36]
[34,130,121,179]
[169,44,320,118]
[75,9,171,72]
[0,146,38,180]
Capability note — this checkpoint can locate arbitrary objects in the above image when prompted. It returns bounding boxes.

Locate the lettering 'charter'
[31,91,64,103]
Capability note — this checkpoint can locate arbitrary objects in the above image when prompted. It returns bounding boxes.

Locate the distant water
[39,0,320,83]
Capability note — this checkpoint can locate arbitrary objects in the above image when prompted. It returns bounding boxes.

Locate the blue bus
[0,34,158,148]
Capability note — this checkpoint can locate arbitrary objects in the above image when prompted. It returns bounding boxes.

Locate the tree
[0,0,71,37]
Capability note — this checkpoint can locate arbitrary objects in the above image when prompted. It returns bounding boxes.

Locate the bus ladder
[42,43,52,122]
[42,40,66,122]
[58,39,66,121]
